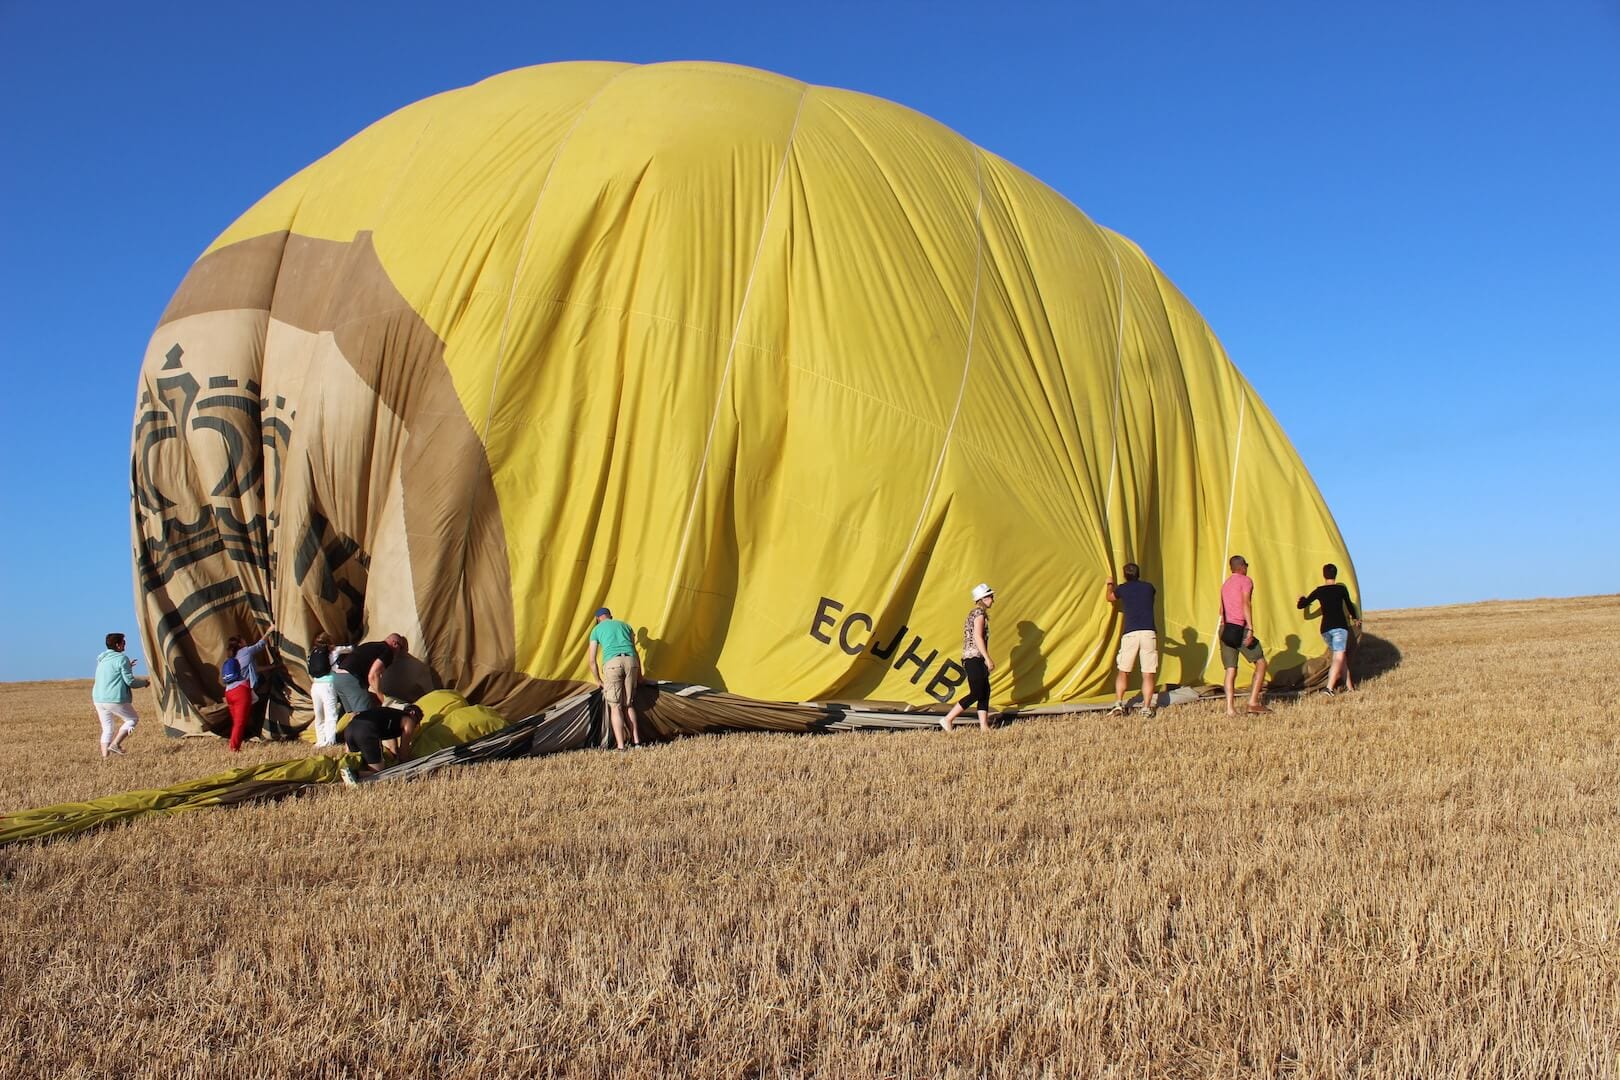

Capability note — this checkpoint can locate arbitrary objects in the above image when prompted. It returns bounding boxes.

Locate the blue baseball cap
[594,607,612,618]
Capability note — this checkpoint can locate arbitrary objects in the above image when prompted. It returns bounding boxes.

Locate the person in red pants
[221,624,275,751]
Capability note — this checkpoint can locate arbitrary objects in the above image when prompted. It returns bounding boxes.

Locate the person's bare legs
[607,702,628,750]
[1326,650,1347,693]
[626,704,643,746]
[977,709,991,732]
[939,703,966,732]
[1114,667,1130,708]
[1224,667,1238,715]
[1141,672,1157,716]
[108,722,135,754]
[1248,658,1268,709]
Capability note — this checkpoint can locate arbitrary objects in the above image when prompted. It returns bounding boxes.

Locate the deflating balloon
[133,60,1354,736]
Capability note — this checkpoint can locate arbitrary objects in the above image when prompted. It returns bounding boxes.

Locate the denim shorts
[1322,628,1350,654]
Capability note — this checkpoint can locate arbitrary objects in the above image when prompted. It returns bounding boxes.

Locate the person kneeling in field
[339,703,423,786]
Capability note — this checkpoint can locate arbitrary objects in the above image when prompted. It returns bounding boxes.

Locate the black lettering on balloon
[809,596,842,644]
[892,636,938,684]
[870,624,908,661]
[925,659,967,703]
[838,611,872,656]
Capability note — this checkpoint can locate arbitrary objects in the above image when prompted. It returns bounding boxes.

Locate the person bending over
[587,608,644,750]
[332,633,406,715]
[339,703,424,785]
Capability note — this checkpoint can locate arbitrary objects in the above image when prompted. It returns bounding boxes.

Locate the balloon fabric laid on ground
[132,60,1355,734]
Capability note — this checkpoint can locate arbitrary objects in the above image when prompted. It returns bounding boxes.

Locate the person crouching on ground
[222,624,275,751]
[587,608,644,750]
[1218,556,1269,716]
[339,703,424,785]
[92,632,149,757]
[1297,563,1361,695]
[939,583,997,733]
[1107,564,1160,719]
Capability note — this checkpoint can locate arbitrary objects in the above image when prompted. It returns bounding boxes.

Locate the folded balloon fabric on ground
[7,661,1364,847]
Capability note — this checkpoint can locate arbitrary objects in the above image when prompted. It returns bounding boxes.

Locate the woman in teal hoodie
[92,632,149,757]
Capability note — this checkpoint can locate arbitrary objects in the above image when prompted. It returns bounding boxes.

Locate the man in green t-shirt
[587,607,644,750]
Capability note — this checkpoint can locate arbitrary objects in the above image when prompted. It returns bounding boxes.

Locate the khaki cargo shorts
[1116,629,1159,674]
[1221,635,1265,669]
[601,654,639,706]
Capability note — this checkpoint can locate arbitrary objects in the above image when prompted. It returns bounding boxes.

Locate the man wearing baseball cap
[587,607,644,750]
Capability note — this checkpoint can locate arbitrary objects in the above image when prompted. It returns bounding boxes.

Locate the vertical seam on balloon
[660,84,812,626]
[449,67,630,674]
[873,148,987,615]
[1101,238,1127,554]
[1202,392,1247,682]
[1055,237,1129,699]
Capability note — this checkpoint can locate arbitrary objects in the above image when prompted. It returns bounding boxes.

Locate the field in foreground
[1,596,1617,1078]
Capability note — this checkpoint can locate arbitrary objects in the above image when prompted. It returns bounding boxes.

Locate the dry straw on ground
[2,595,1617,1078]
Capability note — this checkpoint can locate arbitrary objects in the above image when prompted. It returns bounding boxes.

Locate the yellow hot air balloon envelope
[133,60,1354,735]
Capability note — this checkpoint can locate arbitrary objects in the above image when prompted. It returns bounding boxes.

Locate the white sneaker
[339,766,358,787]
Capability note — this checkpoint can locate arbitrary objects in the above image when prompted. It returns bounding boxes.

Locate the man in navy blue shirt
[1106,564,1160,718]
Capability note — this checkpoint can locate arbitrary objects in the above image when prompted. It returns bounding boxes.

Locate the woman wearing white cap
[939,583,996,732]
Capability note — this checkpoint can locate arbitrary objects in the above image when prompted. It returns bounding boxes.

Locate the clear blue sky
[2,1,1616,680]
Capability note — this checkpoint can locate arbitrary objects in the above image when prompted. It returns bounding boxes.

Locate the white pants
[310,680,341,746]
[94,702,138,745]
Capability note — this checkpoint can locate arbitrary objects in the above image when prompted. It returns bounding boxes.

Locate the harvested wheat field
[2,596,1617,1078]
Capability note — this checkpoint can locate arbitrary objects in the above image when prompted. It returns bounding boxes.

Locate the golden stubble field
[1,595,1617,1078]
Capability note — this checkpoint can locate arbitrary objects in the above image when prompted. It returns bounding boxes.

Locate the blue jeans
[1322,628,1350,654]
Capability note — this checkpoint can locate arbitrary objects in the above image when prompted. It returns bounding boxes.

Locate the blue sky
[1,1,1616,679]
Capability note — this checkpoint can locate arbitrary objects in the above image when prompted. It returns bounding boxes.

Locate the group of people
[933,555,1360,730]
[1101,555,1361,719]
[93,557,1357,760]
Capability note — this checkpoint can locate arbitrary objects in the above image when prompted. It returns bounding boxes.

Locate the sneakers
[1142,706,1157,720]
[339,766,359,787]
[1320,687,1336,697]
[1107,702,1127,717]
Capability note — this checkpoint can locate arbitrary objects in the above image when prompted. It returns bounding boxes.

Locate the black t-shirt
[1300,583,1358,631]
[349,706,408,740]
[1115,580,1156,633]
[339,641,394,682]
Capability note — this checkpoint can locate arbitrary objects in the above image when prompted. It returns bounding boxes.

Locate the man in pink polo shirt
[1218,554,1270,716]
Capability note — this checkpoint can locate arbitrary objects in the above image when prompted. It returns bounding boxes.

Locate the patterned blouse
[962,607,989,660]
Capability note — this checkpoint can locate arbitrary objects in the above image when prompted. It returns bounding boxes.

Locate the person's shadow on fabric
[1271,633,1307,677]
[638,625,727,690]
[1162,627,1210,688]
[1011,621,1047,704]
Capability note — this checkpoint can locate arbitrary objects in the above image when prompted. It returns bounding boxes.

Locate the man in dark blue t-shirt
[1106,563,1160,718]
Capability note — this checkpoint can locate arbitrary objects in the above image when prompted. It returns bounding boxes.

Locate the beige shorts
[601,654,639,706]
[1116,629,1159,674]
